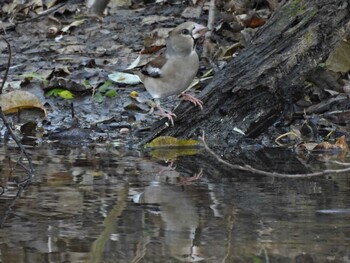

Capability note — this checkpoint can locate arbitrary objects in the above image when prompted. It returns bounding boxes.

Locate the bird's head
[166,22,208,56]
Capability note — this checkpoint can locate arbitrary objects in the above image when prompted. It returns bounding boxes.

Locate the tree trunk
[86,0,111,16]
[145,0,350,152]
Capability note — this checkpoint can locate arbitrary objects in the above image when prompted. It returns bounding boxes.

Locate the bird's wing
[141,54,167,78]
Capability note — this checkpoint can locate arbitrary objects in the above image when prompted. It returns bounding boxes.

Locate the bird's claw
[156,106,176,126]
[180,92,203,110]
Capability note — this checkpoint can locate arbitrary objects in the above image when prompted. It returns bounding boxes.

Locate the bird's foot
[156,105,176,126]
[157,161,176,176]
[178,168,204,184]
[180,92,203,110]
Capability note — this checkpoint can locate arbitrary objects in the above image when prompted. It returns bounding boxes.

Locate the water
[1,142,350,262]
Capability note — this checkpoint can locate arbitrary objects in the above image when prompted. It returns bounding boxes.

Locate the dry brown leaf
[0,90,46,115]
[325,40,350,73]
[61,19,87,33]
[311,136,349,152]
[298,136,349,154]
[335,135,349,151]
[313,141,333,150]
[266,0,279,10]
[237,12,266,28]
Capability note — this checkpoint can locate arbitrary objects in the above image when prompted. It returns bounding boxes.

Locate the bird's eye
[181,29,190,35]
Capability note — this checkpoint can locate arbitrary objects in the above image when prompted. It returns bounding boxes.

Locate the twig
[0,109,34,176]
[0,177,31,227]
[199,131,350,178]
[207,0,216,36]
[0,113,33,227]
[202,0,215,58]
[0,36,34,175]
[70,102,75,118]
[0,2,67,34]
[0,37,11,94]
[16,154,33,174]
[0,30,36,229]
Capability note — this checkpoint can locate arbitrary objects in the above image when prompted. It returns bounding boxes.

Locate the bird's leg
[155,99,176,126]
[180,92,203,110]
[157,160,176,176]
[178,168,204,184]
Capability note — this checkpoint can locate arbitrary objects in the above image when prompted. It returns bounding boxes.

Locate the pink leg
[156,104,176,126]
[180,92,203,110]
[157,161,176,176]
[179,168,204,184]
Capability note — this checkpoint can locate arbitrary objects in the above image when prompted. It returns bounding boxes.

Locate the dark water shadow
[0,143,350,262]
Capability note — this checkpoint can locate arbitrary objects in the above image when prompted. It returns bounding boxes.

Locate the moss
[304,30,315,46]
[145,136,200,148]
[144,136,201,160]
[285,0,306,17]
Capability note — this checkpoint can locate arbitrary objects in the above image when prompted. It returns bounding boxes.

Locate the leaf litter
[0,0,349,164]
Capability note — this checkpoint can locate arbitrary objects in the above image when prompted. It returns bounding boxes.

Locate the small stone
[120,127,130,134]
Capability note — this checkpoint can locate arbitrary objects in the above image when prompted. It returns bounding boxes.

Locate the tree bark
[86,0,111,16]
[146,0,350,152]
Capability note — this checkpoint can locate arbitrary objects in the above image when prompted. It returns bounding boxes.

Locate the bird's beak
[192,24,209,39]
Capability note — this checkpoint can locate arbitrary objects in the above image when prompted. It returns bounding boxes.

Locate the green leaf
[46,88,74,99]
[98,80,113,93]
[251,256,263,263]
[42,79,49,87]
[105,89,117,97]
[83,79,92,88]
[93,92,105,103]
[58,90,74,99]
[146,136,200,148]
[46,88,66,97]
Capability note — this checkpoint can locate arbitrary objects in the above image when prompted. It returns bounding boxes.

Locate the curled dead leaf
[61,19,87,33]
[299,136,349,152]
[335,135,349,151]
[109,72,141,85]
[0,90,46,116]
[313,141,333,150]
[236,11,266,28]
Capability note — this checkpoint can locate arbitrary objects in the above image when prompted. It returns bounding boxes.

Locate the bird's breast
[144,52,199,99]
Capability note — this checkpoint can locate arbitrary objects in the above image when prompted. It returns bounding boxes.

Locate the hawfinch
[135,22,208,126]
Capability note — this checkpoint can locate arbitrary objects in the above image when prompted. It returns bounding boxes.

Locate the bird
[135,22,208,126]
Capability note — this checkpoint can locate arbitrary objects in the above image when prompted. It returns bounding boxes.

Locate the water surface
[1,142,350,262]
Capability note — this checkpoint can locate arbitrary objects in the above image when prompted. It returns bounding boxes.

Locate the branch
[207,0,216,35]
[0,37,11,94]
[0,177,31,227]
[199,132,350,178]
[0,37,34,176]
[0,36,34,227]
[0,108,34,176]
